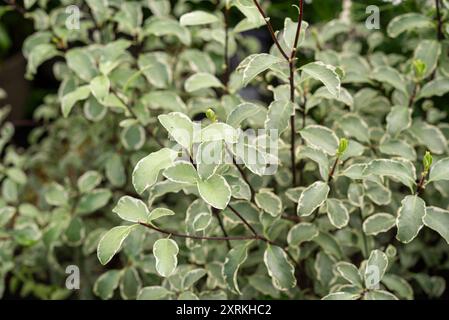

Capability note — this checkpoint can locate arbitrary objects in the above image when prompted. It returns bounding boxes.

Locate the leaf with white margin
[200,123,239,144]
[381,274,413,300]
[429,157,449,182]
[417,79,449,99]
[197,174,231,209]
[94,270,122,300]
[326,198,349,229]
[180,11,218,26]
[287,222,319,246]
[182,269,207,289]
[192,212,212,231]
[282,18,308,52]
[379,138,416,161]
[264,245,296,291]
[299,125,339,156]
[322,292,360,300]
[61,85,91,118]
[227,102,262,128]
[339,113,370,143]
[335,262,363,287]
[386,105,412,137]
[363,159,416,190]
[184,73,222,92]
[387,13,433,38]
[363,213,396,236]
[90,75,110,101]
[264,100,294,137]
[142,91,187,112]
[158,112,194,150]
[148,208,175,223]
[371,66,407,93]
[297,181,330,217]
[396,195,426,243]
[153,238,179,277]
[145,17,191,46]
[77,170,102,193]
[255,190,282,217]
[223,243,249,294]
[423,206,449,244]
[363,290,398,300]
[113,196,149,223]
[163,161,199,184]
[298,146,329,180]
[300,61,341,97]
[409,121,447,155]
[195,140,223,180]
[340,163,367,180]
[44,182,69,206]
[137,286,172,300]
[364,250,388,289]
[237,53,283,87]
[132,148,178,194]
[97,225,137,265]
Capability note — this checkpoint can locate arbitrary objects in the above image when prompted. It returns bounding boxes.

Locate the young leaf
[113,196,149,223]
[97,225,137,265]
[297,181,330,217]
[132,148,178,194]
[396,195,426,243]
[153,238,179,277]
[223,244,249,294]
[90,75,110,102]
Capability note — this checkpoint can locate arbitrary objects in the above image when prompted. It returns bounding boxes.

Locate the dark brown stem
[282,214,301,223]
[139,221,256,241]
[212,208,231,249]
[328,155,340,182]
[416,172,428,195]
[408,83,418,108]
[3,0,26,15]
[252,0,289,60]
[111,88,164,148]
[228,205,258,237]
[223,3,230,88]
[436,0,444,41]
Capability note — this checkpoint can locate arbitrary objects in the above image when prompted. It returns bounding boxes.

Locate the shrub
[1,0,449,300]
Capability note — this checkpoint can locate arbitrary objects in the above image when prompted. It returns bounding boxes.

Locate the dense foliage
[1,0,449,300]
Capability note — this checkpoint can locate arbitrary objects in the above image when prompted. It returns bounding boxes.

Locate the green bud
[206,108,217,122]
[337,138,349,156]
[423,151,433,173]
[413,59,426,79]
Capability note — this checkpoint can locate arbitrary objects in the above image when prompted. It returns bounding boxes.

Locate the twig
[328,155,340,182]
[223,3,231,89]
[252,0,289,60]
[435,0,444,41]
[3,0,26,15]
[213,208,231,249]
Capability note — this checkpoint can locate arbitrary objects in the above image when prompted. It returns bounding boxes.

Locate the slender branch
[223,3,231,89]
[228,205,258,237]
[252,0,289,60]
[139,221,256,241]
[328,155,340,182]
[111,88,165,148]
[435,0,444,41]
[282,214,301,223]
[416,172,428,196]
[408,83,419,108]
[3,0,26,15]
[213,208,231,249]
